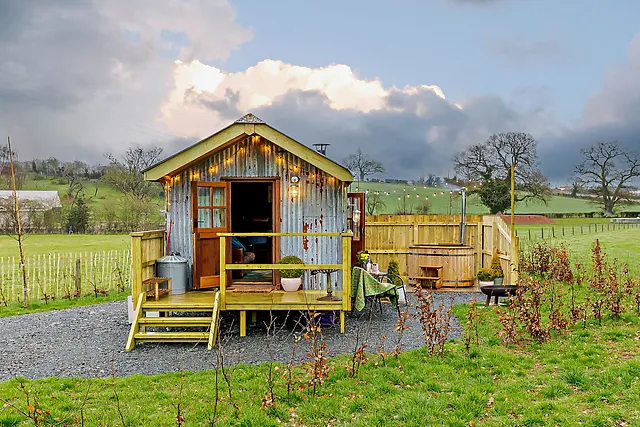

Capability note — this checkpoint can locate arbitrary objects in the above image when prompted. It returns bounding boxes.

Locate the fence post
[475,221,483,270]
[75,258,81,297]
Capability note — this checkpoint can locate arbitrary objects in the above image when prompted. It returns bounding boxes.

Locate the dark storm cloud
[0,0,250,164]
[245,88,528,179]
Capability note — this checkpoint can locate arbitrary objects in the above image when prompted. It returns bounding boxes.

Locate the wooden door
[192,182,230,289]
[347,192,366,265]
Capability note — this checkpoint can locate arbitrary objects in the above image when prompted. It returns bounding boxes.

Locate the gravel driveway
[0,292,478,380]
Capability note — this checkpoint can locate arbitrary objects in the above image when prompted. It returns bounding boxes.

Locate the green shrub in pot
[277,255,305,278]
[476,267,494,282]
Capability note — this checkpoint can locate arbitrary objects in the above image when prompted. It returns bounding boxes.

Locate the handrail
[225,263,343,270]
[218,231,352,312]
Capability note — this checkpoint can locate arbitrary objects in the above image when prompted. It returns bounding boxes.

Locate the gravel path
[0,292,478,380]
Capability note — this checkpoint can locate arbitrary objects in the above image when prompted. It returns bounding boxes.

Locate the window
[195,184,227,229]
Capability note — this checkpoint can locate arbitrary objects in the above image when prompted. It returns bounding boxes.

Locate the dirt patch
[498,214,555,225]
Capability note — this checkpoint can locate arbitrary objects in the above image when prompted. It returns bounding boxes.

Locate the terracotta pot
[281,277,302,292]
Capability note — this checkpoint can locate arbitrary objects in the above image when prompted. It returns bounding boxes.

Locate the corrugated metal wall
[164,135,348,290]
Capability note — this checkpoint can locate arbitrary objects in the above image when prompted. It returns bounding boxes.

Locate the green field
[20,175,163,220]
[0,234,130,257]
[1,225,640,425]
[520,225,640,276]
[348,181,640,215]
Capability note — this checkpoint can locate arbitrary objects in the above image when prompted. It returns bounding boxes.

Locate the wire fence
[516,222,640,243]
[0,250,131,304]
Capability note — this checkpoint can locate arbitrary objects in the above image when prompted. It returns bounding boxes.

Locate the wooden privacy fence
[0,250,131,304]
[365,214,519,285]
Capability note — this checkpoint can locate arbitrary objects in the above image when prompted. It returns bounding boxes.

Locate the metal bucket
[156,254,189,295]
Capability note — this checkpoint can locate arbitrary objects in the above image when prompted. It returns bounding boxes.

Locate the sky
[1,0,640,184]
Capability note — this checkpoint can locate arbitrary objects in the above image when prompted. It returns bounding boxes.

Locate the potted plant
[490,251,504,285]
[476,267,494,287]
[277,255,305,292]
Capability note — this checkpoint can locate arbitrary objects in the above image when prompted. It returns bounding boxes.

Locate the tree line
[0,145,165,234]
[342,136,640,217]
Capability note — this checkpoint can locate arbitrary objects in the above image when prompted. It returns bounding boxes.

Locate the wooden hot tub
[408,244,475,288]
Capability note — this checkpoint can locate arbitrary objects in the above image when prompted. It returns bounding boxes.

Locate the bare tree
[453,132,550,214]
[63,162,86,202]
[343,147,384,183]
[575,141,640,216]
[103,146,163,200]
[365,192,385,215]
[0,146,25,190]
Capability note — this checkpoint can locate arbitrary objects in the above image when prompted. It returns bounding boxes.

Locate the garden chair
[351,267,406,317]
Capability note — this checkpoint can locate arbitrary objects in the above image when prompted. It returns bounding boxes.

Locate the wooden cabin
[126,113,364,350]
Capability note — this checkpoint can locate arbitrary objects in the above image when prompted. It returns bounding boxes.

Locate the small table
[143,277,172,301]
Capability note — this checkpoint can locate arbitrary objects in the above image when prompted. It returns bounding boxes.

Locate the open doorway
[228,179,279,286]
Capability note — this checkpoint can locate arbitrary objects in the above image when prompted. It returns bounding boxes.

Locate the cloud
[159,58,553,178]
[0,0,251,162]
[538,34,640,183]
[581,35,640,127]
[1,1,639,185]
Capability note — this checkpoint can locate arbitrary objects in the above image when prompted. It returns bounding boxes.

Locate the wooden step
[138,316,212,326]
[419,265,442,269]
[134,332,209,343]
[414,276,441,280]
[142,302,214,311]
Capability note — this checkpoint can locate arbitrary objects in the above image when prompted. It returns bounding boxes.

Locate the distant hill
[347,181,640,216]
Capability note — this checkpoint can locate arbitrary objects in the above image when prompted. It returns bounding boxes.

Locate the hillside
[13,175,164,230]
[348,181,640,215]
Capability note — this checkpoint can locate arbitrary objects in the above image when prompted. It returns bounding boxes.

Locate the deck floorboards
[141,290,345,311]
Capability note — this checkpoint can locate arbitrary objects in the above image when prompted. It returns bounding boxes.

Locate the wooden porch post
[220,235,226,309]
[341,233,352,322]
[131,232,143,310]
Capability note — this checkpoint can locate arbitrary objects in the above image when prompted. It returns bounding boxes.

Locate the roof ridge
[234,113,265,124]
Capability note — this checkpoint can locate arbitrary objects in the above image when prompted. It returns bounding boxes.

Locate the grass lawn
[1,236,639,425]
[349,181,640,215]
[0,314,637,425]
[0,234,130,257]
[0,292,129,318]
[526,226,640,276]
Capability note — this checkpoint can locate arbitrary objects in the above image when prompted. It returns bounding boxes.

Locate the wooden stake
[75,258,81,297]
[7,137,29,307]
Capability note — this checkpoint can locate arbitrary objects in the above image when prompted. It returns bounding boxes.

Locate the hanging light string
[162,135,338,192]
[364,187,468,201]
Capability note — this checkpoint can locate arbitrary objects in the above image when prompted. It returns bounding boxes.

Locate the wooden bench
[414,265,443,289]
[143,277,172,301]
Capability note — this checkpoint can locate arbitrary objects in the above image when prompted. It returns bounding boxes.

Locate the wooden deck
[135,289,346,340]
[142,289,345,311]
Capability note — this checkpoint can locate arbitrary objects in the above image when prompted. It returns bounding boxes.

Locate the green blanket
[351,267,398,312]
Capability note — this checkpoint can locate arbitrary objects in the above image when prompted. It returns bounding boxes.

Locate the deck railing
[130,230,165,309]
[217,232,353,311]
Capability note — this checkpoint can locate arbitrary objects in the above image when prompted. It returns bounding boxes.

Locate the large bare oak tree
[343,147,385,182]
[575,141,640,216]
[453,132,550,214]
